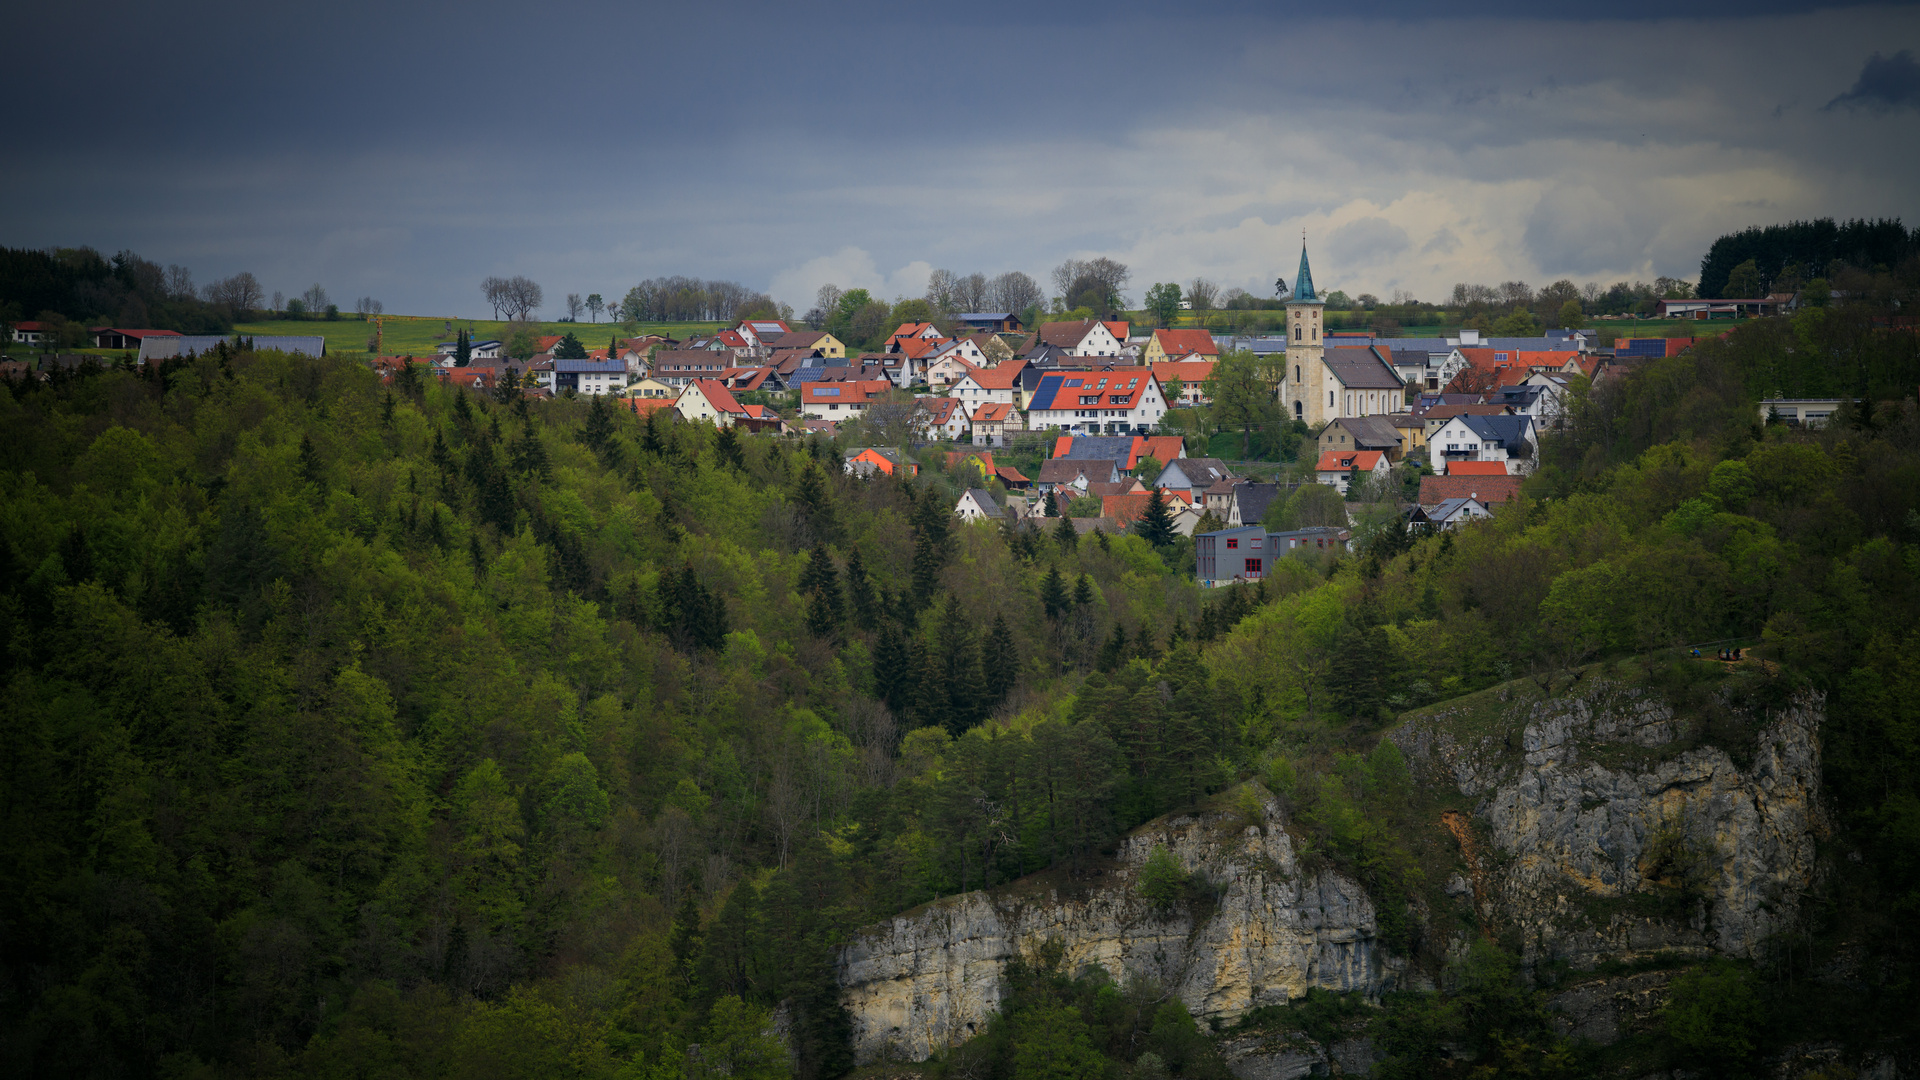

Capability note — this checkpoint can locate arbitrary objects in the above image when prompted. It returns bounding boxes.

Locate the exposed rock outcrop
[836,792,1398,1064]
[1393,678,1826,969]
[837,676,1829,1072]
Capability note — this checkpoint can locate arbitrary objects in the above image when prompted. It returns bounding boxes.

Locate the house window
[1294,327,1302,341]
[1245,558,1263,575]
[1226,538,1238,549]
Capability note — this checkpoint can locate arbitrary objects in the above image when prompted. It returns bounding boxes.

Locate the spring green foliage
[1372,942,1579,1079]
[1135,844,1189,911]
[1659,960,1764,1073]
[4,299,1920,1078]
[941,950,1228,1080]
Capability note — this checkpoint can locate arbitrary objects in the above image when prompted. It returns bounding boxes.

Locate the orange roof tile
[1315,450,1385,472]
[1447,461,1508,476]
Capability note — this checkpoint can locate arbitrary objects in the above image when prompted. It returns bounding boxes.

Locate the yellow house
[1141,328,1220,365]
[777,330,845,359]
[627,377,677,399]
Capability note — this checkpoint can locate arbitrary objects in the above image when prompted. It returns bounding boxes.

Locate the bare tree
[1055,257,1131,309]
[271,290,284,313]
[817,283,844,317]
[203,272,264,314]
[956,272,989,313]
[1186,277,1220,311]
[1391,288,1417,306]
[354,296,384,316]
[1580,281,1604,303]
[988,271,1043,314]
[924,268,957,312]
[303,283,330,313]
[164,264,195,301]
[1498,280,1534,307]
[482,276,510,319]
[565,293,584,321]
[503,276,542,321]
[1051,258,1087,300]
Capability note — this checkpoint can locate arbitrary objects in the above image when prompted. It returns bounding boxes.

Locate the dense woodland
[3,261,1920,1078]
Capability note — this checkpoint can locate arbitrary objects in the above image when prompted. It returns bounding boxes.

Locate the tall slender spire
[1291,242,1318,303]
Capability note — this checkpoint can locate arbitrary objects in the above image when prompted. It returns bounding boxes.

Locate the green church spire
[1291,242,1317,303]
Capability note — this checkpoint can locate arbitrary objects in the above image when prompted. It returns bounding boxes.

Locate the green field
[232,316,724,357]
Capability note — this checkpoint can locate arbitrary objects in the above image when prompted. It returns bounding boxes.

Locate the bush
[1136,844,1188,912]
[1660,960,1763,1072]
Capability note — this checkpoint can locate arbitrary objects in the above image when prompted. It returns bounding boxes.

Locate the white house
[950,360,1026,408]
[675,378,747,427]
[955,488,1007,523]
[1314,449,1390,494]
[1428,413,1536,475]
[1034,318,1123,357]
[1026,370,1166,434]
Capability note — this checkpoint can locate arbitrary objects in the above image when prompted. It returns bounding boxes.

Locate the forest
[2,281,1919,1078]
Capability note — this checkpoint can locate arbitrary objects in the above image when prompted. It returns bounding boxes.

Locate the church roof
[1291,244,1318,303]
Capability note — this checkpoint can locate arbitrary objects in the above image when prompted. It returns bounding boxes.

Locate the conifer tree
[1040,567,1069,621]
[982,613,1015,709]
[715,425,745,470]
[907,635,943,731]
[582,392,615,455]
[1043,489,1059,517]
[641,408,666,455]
[872,623,911,715]
[1137,487,1176,546]
[455,328,471,367]
[844,545,877,630]
[1096,624,1129,672]
[800,542,842,637]
[1053,512,1078,552]
[554,332,588,359]
[1073,573,1095,608]
[939,595,985,734]
[794,461,837,542]
[298,433,324,491]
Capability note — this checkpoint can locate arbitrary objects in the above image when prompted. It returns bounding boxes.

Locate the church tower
[1283,242,1327,427]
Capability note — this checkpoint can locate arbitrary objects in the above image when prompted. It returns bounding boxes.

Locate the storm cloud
[3,1,1917,316]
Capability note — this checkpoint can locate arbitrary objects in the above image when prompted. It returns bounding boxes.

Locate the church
[1279,245,1406,429]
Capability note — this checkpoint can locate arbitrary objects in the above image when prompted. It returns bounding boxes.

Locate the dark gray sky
[7,0,1917,317]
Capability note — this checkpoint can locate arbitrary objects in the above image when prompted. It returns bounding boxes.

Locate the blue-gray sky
[6,0,1917,318]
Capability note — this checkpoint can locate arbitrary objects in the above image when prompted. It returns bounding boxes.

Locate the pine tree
[1137,487,1176,546]
[511,425,551,481]
[907,635,943,731]
[1073,574,1095,608]
[1040,567,1069,621]
[641,408,665,455]
[1168,612,1189,647]
[554,332,588,359]
[479,451,516,533]
[455,328,471,367]
[582,392,615,456]
[1096,624,1129,672]
[1053,512,1078,552]
[607,333,619,362]
[939,595,985,734]
[298,433,324,491]
[873,623,911,716]
[715,425,745,470]
[794,461,837,542]
[982,613,1015,709]
[800,543,842,637]
[1043,489,1059,517]
[668,892,704,988]
[380,393,396,428]
[845,546,877,631]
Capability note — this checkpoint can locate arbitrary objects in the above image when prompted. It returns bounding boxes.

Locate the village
[5,245,1847,588]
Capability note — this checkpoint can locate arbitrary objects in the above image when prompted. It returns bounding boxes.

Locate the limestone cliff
[1391,676,1826,970]
[836,793,1397,1064]
[838,675,1829,1069]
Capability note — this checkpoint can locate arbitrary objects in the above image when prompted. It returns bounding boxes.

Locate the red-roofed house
[676,378,748,427]
[888,322,943,346]
[90,328,182,350]
[915,395,967,440]
[731,319,791,349]
[1315,449,1389,494]
[535,335,565,354]
[621,398,678,420]
[970,401,1017,447]
[1445,460,1508,478]
[801,379,894,418]
[951,359,1028,408]
[945,450,996,481]
[1148,360,1216,406]
[847,447,917,478]
[1418,473,1523,507]
[1142,328,1219,364]
[1048,434,1188,471]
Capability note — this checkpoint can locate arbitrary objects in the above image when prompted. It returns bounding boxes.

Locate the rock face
[1392,678,1826,970]
[836,793,1398,1064]
[837,677,1829,1070]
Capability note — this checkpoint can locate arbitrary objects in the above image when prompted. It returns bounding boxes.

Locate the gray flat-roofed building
[140,335,328,361]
